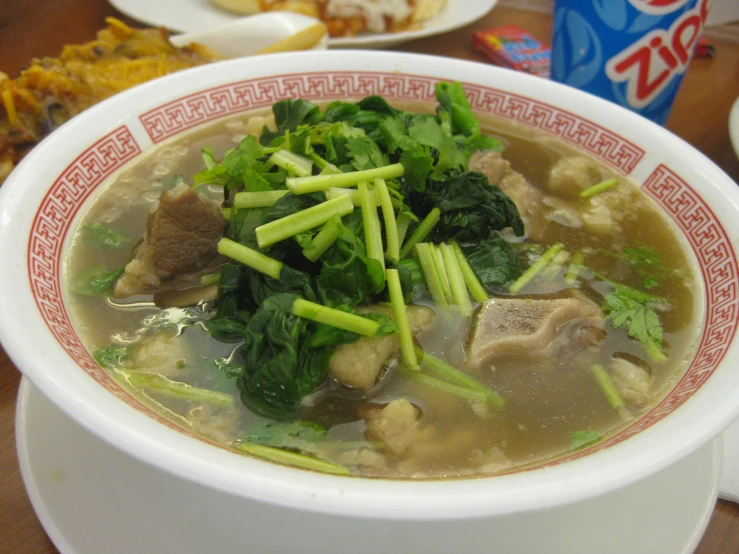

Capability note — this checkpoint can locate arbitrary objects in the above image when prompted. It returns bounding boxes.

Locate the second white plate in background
[108,0,498,49]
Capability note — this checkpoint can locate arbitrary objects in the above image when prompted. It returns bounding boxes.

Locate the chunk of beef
[365,398,424,456]
[467,296,602,369]
[547,156,613,198]
[468,149,511,184]
[115,182,224,298]
[609,357,652,407]
[329,305,435,390]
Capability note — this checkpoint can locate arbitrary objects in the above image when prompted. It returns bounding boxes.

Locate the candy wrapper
[471,25,551,78]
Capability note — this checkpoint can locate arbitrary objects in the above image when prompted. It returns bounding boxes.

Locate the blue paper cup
[551,0,710,125]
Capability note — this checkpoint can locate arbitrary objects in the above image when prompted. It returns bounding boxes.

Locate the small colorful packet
[471,25,551,78]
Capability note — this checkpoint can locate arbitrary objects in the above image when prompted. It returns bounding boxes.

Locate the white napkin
[719,417,739,502]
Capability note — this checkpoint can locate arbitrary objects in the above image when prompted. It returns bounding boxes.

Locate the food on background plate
[210,0,447,37]
[67,81,699,478]
[0,18,222,185]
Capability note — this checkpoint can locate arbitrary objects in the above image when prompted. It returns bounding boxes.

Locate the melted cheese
[326,0,413,33]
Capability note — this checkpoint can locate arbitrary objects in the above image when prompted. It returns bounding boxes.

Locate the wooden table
[1,2,739,552]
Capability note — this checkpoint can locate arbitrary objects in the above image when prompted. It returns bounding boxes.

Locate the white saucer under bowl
[16,378,720,554]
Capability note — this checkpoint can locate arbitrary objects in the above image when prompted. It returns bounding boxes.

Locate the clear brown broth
[65,106,701,479]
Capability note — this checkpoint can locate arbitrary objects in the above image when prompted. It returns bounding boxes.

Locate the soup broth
[66,91,700,479]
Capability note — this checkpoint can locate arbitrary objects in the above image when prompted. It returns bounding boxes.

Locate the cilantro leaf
[346,136,387,170]
[244,420,327,448]
[408,116,445,150]
[81,223,129,249]
[570,429,602,450]
[601,242,670,289]
[94,344,132,367]
[261,99,321,144]
[602,282,664,357]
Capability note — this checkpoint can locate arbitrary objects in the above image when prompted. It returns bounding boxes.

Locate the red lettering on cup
[605,0,708,109]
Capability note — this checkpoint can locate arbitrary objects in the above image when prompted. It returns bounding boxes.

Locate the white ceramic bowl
[2,51,739,548]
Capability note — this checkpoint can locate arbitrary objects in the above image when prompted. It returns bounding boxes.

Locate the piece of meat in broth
[365,398,425,456]
[467,296,603,369]
[547,156,612,198]
[115,182,224,297]
[609,357,653,407]
[546,156,641,239]
[329,305,435,390]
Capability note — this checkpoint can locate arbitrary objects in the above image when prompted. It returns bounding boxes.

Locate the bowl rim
[2,50,739,519]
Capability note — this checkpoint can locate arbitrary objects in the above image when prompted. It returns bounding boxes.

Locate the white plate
[16,377,720,554]
[108,0,498,49]
[730,96,739,159]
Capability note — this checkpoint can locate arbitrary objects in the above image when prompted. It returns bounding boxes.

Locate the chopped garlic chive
[236,443,350,475]
[399,208,440,259]
[268,149,313,177]
[255,195,353,248]
[565,251,584,285]
[450,241,487,303]
[233,190,289,209]
[441,243,472,315]
[579,178,619,198]
[387,269,418,370]
[302,215,343,262]
[376,178,400,261]
[414,346,505,409]
[590,364,625,410]
[509,243,564,294]
[396,212,411,246]
[287,163,404,194]
[432,245,453,302]
[217,238,283,280]
[415,243,448,307]
[542,250,571,281]
[292,298,380,337]
[358,181,385,273]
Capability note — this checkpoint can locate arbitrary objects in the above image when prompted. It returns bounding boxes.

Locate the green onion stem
[286,163,404,194]
[233,190,289,209]
[508,243,564,294]
[222,207,232,221]
[217,238,283,280]
[292,298,380,337]
[302,215,343,262]
[399,208,440,259]
[450,241,487,303]
[579,178,619,198]
[376,178,400,261]
[386,269,418,370]
[441,243,472,315]
[235,443,350,475]
[255,195,354,248]
[590,364,625,409]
